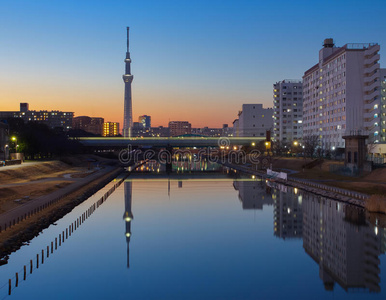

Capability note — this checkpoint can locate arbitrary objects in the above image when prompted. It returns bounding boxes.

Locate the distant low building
[103,122,120,137]
[0,103,73,131]
[169,121,192,136]
[149,126,170,137]
[72,116,104,136]
[233,104,273,137]
[138,115,151,129]
[132,122,149,137]
[192,127,222,137]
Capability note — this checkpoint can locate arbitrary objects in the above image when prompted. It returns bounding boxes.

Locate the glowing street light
[293,141,298,146]
[11,136,18,153]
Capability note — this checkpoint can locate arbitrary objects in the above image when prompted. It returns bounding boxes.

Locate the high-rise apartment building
[103,122,120,137]
[234,104,273,137]
[303,38,385,149]
[273,80,303,142]
[168,121,192,136]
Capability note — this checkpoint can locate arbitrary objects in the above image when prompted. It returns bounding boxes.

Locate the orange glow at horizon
[0,83,260,129]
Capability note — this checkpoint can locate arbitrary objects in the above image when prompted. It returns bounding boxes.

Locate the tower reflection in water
[123,181,133,268]
[234,179,385,292]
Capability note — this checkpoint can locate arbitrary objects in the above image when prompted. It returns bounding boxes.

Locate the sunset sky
[1,0,386,128]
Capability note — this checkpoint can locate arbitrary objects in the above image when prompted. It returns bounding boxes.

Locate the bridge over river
[77,137,265,148]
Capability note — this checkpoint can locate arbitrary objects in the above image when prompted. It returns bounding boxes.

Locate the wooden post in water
[24,266,26,280]
[47,246,49,258]
[62,231,64,242]
[15,272,18,287]
[59,235,61,246]
[36,254,39,268]
[42,249,44,264]
[8,279,11,295]
[30,260,33,274]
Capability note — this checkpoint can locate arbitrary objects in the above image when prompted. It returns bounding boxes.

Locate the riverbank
[0,165,123,261]
[221,158,386,211]
[0,155,117,214]
[0,155,124,259]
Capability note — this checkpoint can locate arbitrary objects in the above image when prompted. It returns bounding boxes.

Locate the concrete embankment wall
[219,162,367,208]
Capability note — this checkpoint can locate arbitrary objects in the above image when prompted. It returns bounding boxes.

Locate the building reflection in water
[123,181,133,268]
[302,193,384,292]
[272,185,303,240]
[233,180,273,210]
[234,178,385,292]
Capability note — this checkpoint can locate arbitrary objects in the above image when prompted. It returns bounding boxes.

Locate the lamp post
[11,136,17,153]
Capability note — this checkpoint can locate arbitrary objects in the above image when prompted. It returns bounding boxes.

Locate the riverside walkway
[0,165,121,232]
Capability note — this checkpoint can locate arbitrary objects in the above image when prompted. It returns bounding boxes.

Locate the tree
[271,140,289,157]
[303,135,320,158]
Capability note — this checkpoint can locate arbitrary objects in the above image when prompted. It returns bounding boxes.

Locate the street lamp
[11,136,18,153]
[293,141,298,146]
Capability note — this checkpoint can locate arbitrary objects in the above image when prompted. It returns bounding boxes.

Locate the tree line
[3,118,85,160]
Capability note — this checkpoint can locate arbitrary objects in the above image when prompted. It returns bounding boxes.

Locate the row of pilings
[1,174,128,297]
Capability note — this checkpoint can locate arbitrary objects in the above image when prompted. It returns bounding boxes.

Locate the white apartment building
[273,80,303,143]
[234,104,273,137]
[303,38,385,150]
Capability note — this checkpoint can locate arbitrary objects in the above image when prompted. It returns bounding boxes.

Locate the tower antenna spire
[126,27,130,52]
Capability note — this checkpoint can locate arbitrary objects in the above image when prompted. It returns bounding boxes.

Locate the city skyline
[1,1,386,128]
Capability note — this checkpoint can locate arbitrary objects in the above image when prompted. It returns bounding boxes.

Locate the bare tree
[271,140,289,157]
[303,135,320,158]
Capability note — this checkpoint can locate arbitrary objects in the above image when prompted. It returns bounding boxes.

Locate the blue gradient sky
[1,0,386,127]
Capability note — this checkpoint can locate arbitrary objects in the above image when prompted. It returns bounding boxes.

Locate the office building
[72,116,104,135]
[168,121,192,136]
[138,115,151,128]
[103,122,120,137]
[233,104,273,137]
[273,80,303,142]
[0,103,73,131]
[303,38,385,149]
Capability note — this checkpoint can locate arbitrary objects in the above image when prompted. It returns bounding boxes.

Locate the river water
[0,166,386,299]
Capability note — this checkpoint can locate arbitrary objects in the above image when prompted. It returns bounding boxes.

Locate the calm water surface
[1,170,386,300]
